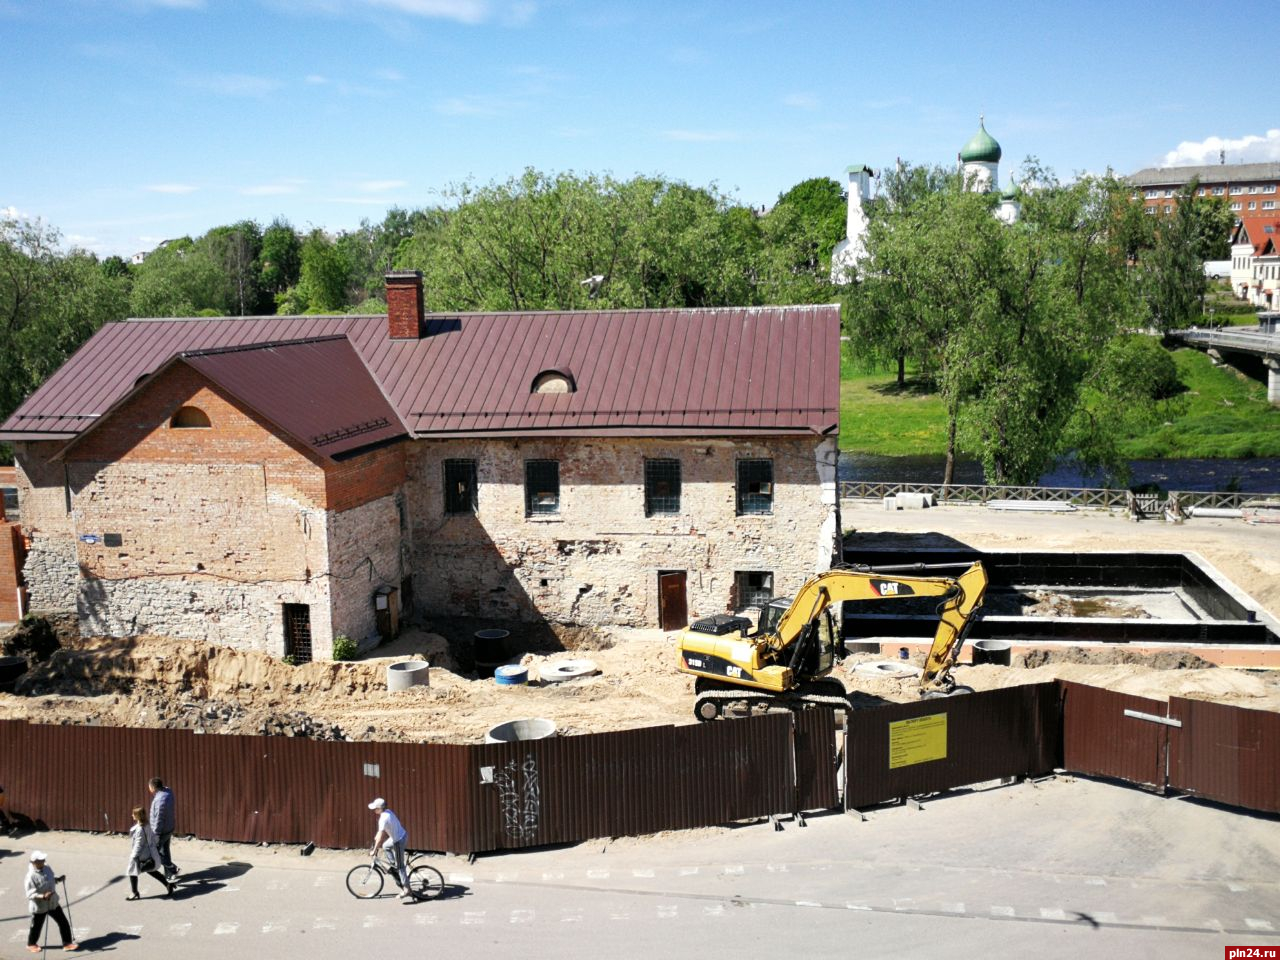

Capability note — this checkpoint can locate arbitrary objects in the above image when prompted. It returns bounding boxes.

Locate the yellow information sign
[888,713,947,769]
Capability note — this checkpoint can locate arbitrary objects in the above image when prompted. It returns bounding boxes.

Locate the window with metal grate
[443,459,477,515]
[525,459,560,516]
[644,458,681,516]
[735,571,774,610]
[736,459,774,515]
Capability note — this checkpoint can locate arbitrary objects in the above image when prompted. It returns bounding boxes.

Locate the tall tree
[259,219,301,307]
[1137,179,1234,332]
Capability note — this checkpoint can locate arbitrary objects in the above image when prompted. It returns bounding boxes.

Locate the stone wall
[326,492,405,652]
[404,435,837,627]
[13,442,78,612]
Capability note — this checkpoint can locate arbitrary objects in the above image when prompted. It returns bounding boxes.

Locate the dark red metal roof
[1,306,840,442]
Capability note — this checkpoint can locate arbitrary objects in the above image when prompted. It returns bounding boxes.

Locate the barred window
[735,571,774,610]
[443,459,477,515]
[525,459,559,516]
[736,459,773,515]
[644,458,681,516]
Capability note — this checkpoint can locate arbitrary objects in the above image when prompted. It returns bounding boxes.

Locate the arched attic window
[170,405,211,429]
[530,369,576,395]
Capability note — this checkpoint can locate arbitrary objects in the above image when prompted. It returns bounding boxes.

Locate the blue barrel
[494,665,528,686]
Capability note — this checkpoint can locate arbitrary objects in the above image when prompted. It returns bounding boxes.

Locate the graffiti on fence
[494,755,541,843]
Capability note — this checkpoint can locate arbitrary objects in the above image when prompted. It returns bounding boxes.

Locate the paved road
[1,776,1278,960]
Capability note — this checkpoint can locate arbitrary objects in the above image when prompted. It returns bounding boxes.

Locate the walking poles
[57,875,72,937]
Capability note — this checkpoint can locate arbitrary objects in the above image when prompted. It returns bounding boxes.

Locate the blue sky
[3,0,1277,258]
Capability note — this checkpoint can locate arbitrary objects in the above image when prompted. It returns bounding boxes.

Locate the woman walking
[126,806,173,900]
[25,850,78,953]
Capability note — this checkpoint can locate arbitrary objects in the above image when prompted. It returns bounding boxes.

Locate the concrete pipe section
[852,660,921,678]
[971,639,1013,666]
[539,659,597,682]
[386,660,430,692]
[485,718,557,743]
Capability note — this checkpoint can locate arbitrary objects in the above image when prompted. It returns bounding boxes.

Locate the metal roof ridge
[180,335,349,358]
[121,314,376,323]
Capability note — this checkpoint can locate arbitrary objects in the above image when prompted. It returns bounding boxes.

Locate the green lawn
[839,342,1280,459]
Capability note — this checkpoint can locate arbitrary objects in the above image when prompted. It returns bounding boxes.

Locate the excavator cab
[759,598,842,681]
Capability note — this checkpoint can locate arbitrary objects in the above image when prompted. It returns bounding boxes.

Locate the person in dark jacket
[25,851,78,952]
[147,778,179,878]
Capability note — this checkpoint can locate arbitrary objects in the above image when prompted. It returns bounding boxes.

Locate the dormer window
[531,369,576,395]
[170,405,211,429]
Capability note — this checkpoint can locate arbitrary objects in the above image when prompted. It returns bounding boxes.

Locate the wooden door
[658,571,687,631]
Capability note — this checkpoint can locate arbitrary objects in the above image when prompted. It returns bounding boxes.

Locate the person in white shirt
[368,798,411,900]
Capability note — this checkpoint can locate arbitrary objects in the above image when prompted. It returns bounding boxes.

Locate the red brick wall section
[326,443,407,513]
[386,272,423,340]
[0,522,27,622]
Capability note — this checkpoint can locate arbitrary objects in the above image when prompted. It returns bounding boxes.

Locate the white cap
[30,850,47,862]
[368,798,386,810]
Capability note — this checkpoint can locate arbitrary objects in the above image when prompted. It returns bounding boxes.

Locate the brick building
[1128,161,1280,216]
[0,273,840,660]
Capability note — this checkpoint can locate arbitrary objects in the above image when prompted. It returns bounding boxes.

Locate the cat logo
[873,580,900,596]
[726,665,742,678]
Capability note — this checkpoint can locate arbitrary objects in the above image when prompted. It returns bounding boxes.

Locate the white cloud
[375,68,405,82]
[2,205,30,219]
[1162,129,1280,166]
[434,95,513,116]
[782,92,819,111]
[358,179,407,192]
[305,74,328,84]
[184,73,280,97]
[360,0,490,25]
[660,129,743,143]
[146,184,198,194]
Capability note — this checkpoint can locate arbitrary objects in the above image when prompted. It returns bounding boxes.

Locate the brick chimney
[386,270,424,340]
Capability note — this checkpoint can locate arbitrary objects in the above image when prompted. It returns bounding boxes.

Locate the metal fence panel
[1168,697,1280,814]
[843,683,1060,809]
[793,708,838,812]
[1059,681,1169,790]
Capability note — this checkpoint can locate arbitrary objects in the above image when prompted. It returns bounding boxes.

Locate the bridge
[1170,322,1280,405]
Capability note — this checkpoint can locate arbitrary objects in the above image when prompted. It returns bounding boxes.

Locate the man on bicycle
[368,798,411,901]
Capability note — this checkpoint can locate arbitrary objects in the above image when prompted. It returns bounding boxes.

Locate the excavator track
[693,678,852,722]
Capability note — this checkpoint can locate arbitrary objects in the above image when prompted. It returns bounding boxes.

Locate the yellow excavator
[677,561,988,721]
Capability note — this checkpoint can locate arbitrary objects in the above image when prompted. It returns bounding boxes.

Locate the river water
[838,453,1280,494]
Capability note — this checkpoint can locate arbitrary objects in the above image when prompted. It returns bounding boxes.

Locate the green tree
[205,220,262,316]
[128,237,230,317]
[0,217,129,461]
[847,168,1143,485]
[259,219,301,307]
[278,230,352,313]
[1137,179,1234,332]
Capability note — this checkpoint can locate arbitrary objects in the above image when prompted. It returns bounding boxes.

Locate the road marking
[71,926,89,941]
[213,922,239,935]
[412,914,438,926]
[450,872,473,884]
[845,902,871,911]
[76,886,94,897]
[632,868,655,878]
[609,912,630,920]
[723,865,744,876]
[362,915,386,929]
[461,911,486,925]
[1084,877,1107,886]
[313,918,336,930]
[541,871,564,881]
[510,909,534,924]
[168,923,191,938]
[1228,883,1249,892]
[941,902,965,914]
[1247,918,1276,931]
[559,909,584,923]
[586,869,610,879]
[1039,908,1067,921]
[766,863,789,873]
[121,925,142,936]
[677,867,699,876]
[892,898,915,911]
[261,922,286,934]
[657,904,678,919]
[794,901,821,909]
[313,876,331,887]
[991,906,1015,917]
[495,872,518,882]
[266,879,288,891]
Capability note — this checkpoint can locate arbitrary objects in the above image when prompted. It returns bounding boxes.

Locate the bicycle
[345,848,444,901]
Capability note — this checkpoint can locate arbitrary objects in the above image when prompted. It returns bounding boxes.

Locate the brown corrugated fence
[1,680,1275,853]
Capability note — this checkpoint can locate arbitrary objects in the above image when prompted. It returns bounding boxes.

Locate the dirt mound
[1018,647,1216,670]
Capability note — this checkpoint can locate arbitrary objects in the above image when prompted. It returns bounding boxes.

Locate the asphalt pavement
[1,775,1278,960]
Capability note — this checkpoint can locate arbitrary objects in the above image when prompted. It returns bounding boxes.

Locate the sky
[3,0,1278,259]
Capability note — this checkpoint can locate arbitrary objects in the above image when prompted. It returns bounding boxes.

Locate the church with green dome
[959,116,1021,224]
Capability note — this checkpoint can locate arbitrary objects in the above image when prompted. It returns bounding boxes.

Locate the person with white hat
[24,851,78,953]
[367,798,411,901]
